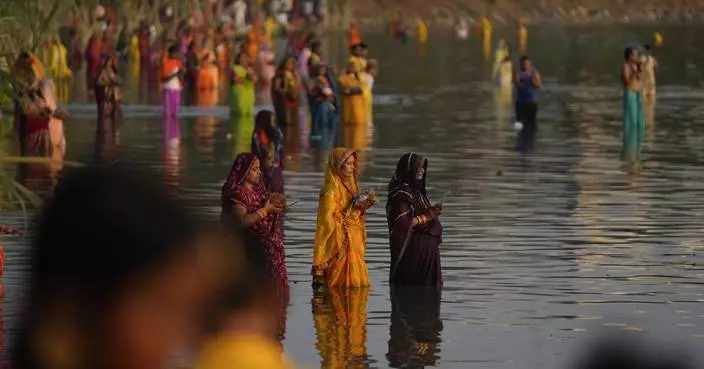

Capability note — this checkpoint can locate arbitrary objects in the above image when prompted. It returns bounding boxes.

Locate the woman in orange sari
[312,148,372,287]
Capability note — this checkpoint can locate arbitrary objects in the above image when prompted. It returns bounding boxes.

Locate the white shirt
[365,74,375,90]
[233,0,247,28]
[164,67,181,91]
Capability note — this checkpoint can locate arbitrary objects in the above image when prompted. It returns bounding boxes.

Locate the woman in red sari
[221,153,289,341]
[221,153,288,286]
[85,32,103,91]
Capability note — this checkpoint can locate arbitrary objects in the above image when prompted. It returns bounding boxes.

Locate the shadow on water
[2,24,704,368]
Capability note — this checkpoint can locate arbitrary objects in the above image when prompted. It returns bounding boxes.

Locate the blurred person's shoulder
[195,334,300,369]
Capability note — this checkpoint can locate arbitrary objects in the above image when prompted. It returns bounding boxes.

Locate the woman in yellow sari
[339,61,366,126]
[48,38,72,80]
[312,148,372,287]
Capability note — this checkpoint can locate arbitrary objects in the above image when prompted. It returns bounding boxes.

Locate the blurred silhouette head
[15,165,201,369]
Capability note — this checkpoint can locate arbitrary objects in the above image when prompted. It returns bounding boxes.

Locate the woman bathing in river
[221,153,288,290]
[95,53,123,130]
[622,47,645,150]
[386,153,443,287]
[312,148,374,288]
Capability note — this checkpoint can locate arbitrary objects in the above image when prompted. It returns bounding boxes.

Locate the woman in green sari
[230,52,257,117]
[621,47,644,151]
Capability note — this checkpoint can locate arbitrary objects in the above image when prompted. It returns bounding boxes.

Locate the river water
[1,25,704,368]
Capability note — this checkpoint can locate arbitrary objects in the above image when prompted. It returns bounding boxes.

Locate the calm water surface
[2,25,704,368]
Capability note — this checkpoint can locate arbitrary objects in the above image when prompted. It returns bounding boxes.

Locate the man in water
[513,56,541,131]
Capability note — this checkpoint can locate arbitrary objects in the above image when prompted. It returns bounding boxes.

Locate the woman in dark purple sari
[386,153,443,287]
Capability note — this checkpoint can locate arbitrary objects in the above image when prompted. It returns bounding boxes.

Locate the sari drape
[339,73,366,126]
[221,153,289,337]
[386,153,443,287]
[221,153,288,287]
[312,148,369,287]
[231,64,255,117]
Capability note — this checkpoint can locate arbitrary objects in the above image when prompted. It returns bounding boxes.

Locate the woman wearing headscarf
[251,110,285,194]
[95,53,123,128]
[12,53,66,157]
[221,153,288,291]
[312,148,373,287]
[386,153,443,287]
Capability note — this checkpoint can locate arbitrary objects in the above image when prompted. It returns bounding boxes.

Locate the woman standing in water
[230,53,257,117]
[339,61,366,127]
[13,53,67,157]
[95,54,123,128]
[309,64,337,144]
[622,47,644,149]
[386,153,443,287]
[221,153,288,290]
[272,56,301,127]
[251,110,285,194]
[312,148,373,287]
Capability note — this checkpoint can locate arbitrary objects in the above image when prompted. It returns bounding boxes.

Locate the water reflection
[229,115,254,159]
[341,124,370,172]
[281,124,302,172]
[163,116,182,188]
[313,287,370,369]
[194,89,221,161]
[387,287,443,369]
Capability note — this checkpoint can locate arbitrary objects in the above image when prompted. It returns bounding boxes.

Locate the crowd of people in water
[0,3,672,367]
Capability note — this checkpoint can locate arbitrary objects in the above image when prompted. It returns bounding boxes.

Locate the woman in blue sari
[622,47,644,151]
[309,64,338,149]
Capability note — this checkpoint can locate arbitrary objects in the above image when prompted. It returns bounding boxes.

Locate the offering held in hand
[353,188,378,208]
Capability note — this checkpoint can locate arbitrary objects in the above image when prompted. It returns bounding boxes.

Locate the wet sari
[312,148,370,287]
[221,153,289,291]
[386,153,443,287]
